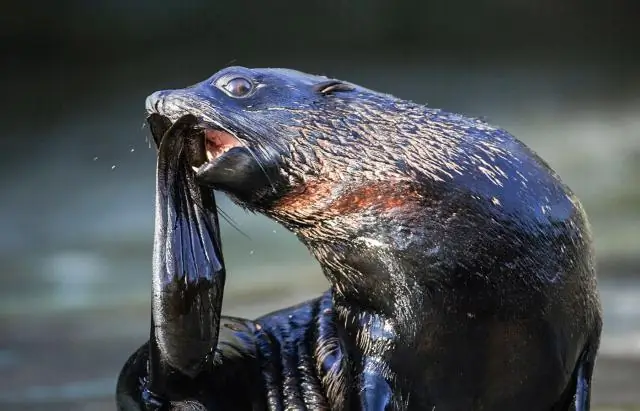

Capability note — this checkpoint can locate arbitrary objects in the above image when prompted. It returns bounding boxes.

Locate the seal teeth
[192,166,200,173]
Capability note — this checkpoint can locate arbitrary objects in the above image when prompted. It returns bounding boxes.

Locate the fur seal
[116,66,602,410]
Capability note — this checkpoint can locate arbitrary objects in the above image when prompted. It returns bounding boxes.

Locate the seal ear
[314,80,355,95]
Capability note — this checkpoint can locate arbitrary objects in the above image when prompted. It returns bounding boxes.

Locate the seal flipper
[573,358,593,411]
[550,350,595,411]
[149,115,226,399]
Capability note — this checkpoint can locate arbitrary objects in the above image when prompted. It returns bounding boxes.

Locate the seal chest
[117,66,602,411]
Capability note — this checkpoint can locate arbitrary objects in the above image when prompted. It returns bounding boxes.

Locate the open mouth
[147,112,273,195]
[147,113,243,171]
[203,128,240,162]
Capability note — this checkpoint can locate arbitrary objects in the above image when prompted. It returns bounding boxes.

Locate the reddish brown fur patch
[274,179,420,220]
[274,179,335,215]
[328,183,419,214]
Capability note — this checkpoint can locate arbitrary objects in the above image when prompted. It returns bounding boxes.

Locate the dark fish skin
[117,67,602,410]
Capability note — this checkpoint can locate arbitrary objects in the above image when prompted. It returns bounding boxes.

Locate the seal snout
[145,87,244,169]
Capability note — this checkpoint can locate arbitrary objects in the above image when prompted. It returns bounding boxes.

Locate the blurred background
[1,1,638,410]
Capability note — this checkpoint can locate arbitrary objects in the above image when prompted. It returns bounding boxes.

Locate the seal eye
[221,77,253,97]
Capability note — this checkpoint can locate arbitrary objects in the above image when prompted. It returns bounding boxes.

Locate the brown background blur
[1,1,638,410]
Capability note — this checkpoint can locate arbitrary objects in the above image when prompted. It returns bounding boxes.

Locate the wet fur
[118,67,602,410]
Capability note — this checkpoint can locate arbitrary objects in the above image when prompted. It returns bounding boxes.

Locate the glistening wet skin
[118,66,602,410]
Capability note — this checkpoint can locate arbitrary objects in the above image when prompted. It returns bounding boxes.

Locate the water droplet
[249,250,254,255]
[272,230,277,234]
[93,156,99,161]
[111,165,116,170]
[130,148,135,152]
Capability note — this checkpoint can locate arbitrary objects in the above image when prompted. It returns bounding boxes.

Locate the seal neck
[305,228,431,341]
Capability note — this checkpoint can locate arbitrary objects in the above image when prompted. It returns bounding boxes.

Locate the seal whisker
[216,206,251,240]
